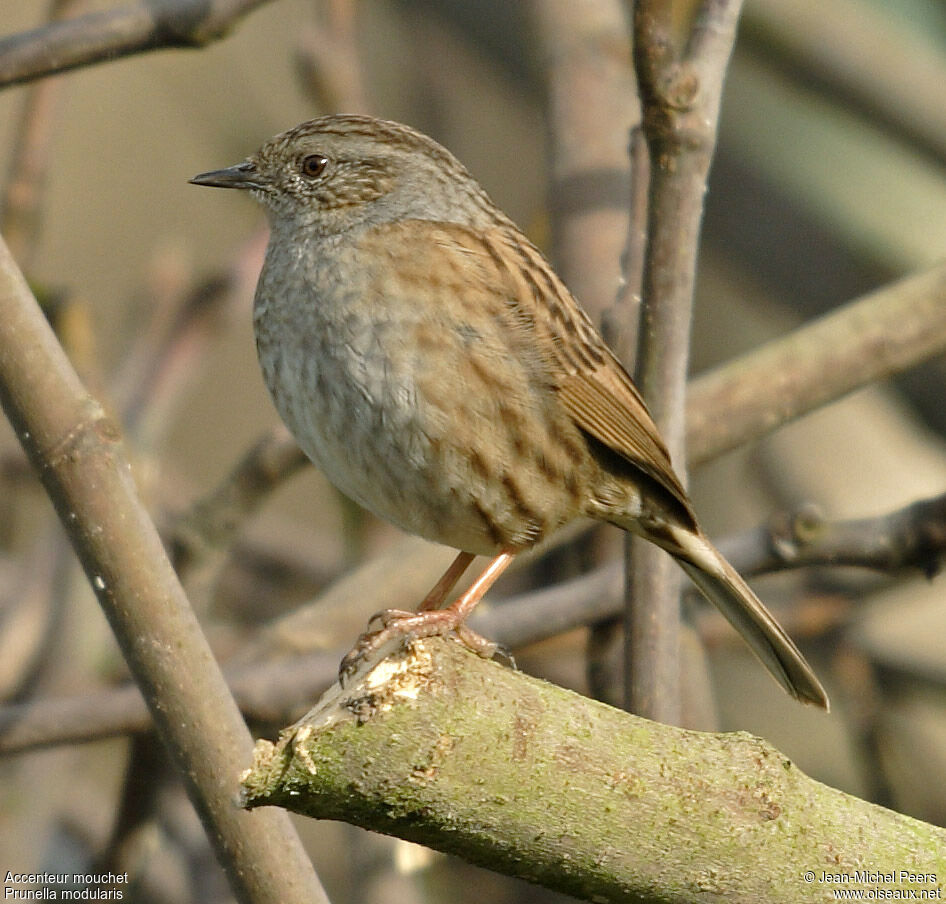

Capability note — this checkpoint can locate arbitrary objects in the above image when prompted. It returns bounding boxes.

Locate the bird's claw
[338,609,502,684]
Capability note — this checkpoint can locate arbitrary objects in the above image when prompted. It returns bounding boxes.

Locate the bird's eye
[300,154,328,178]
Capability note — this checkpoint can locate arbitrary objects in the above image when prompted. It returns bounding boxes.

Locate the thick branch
[243,639,946,904]
[0,235,328,904]
[0,0,275,89]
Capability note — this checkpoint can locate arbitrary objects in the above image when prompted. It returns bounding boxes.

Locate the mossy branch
[243,638,946,904]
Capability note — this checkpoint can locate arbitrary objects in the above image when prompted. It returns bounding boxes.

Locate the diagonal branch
[687,262,946,465]
[0,234,329,904]
[168,423,309,598]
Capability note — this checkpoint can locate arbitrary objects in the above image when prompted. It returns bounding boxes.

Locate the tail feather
[667,528,829,710]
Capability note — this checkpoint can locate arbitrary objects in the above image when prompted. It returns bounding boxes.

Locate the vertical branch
[625,0,745,721]
[602,125,649,361]
[296,0,369,114]
[530,0,638,326]
[0,235,330,904]
[591,125,650,705]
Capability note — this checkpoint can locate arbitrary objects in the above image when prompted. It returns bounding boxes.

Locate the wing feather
[424,220,690,510]
[480,225,689,507]
[556,370,687,503]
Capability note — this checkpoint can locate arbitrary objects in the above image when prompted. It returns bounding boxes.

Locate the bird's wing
[437,221,690,508]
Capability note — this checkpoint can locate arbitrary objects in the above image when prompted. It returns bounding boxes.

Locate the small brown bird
[191,114,828,708]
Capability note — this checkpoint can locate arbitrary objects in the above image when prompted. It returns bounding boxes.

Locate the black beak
[189,161,260,189]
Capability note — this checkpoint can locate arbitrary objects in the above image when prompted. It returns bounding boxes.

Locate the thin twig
[591,124,649,705]
[627,0,745,721]
[170,424,309,602]
[0,234,330,904]
[723,496,946,580]
[0,0,276,90]
[0,17,109,722]
[601,125,648,361]
[115,269,239,441]
[0,534,67,700]
[530,0,641,710]
[1,0,87,267]
[111,229,266,444]
[93,733,176,885]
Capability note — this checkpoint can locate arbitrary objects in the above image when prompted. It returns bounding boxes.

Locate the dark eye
[300,154,328,178]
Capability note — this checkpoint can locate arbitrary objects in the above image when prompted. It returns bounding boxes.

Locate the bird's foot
[338,608,498,684]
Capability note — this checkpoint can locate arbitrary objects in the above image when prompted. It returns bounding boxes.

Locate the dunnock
[191,115,828,709]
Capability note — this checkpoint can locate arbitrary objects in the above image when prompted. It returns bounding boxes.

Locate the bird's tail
[654,525,829,709]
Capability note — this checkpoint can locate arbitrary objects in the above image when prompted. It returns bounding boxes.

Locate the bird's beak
[189,161,261,190]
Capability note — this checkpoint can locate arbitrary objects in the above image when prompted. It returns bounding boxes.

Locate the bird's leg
[419,550,476,610]
[339,551,514,679]
[361,549,476,630]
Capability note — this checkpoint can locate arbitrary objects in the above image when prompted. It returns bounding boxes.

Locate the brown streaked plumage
[191,114,829,709]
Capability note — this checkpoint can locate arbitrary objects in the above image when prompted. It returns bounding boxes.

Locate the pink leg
[419,550,476,611]
[339,551,515,678]
[439,551,513,621]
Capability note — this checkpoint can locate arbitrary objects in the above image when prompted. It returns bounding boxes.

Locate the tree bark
[0,233,330,904]
[243,638,946,904]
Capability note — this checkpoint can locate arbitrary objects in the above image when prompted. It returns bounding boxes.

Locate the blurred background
[1,0,946,901]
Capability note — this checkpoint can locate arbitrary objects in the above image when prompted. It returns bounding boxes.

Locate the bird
[190,114,828,709]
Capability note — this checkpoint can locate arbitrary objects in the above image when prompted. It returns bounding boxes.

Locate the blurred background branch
[0,0,277,89]
[687,261,946,464]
